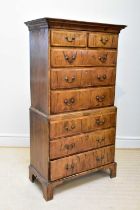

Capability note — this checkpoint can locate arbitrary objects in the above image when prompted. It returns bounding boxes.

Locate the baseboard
[116,136,140,148]
[0,134,140,148]
[0,134,30,147]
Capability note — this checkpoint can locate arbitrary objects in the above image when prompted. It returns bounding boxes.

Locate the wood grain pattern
[88,32,118,48]
[49,107,116,139]
[51,30,87,47]
[51,87,115,114]
[82,111,116,133]
[50,145,115,181]
[49,106,116,121]
[50,128,115,159]
[51,67,116,89]
[51,49,117,67]
[30,109,49,180]
[25,17,126,33]
[30,28,49,114]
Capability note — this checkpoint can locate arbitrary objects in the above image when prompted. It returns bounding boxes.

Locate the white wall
[0,0,140,147]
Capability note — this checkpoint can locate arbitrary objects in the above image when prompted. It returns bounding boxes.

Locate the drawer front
[51,49,117,67]
[51,67,116,89]
[50,145,115,181]
[49,109,116,139]
[82,112,116,133]
[50,128,115,159]
[51,87,115,114]
[51,30,87,47]
[50,118,82,139]
[88,33,118,48]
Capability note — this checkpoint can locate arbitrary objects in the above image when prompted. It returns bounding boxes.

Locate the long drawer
[50,128,115,160]
[49,107,116,139]
[51,87,115,114]
[51,67,116,89]
[50,145,115,181]
[51,49,117,67]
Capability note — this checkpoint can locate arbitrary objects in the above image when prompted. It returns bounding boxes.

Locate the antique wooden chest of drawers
[25,18,126,201]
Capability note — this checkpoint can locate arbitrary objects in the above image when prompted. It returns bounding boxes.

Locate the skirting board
[0,134,29,147]
[0,134,140,148]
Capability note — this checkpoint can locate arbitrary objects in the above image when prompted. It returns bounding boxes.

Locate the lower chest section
[48,107,116,181]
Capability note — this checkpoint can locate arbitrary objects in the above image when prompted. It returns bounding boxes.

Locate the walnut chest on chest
[25,18,126,201]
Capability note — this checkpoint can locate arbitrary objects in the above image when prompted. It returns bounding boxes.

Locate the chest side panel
[30,28,50,114]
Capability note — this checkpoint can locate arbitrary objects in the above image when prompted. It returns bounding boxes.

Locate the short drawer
[51,87,115,114]
[50,128,115,159]
[50,118,82,139]
[51,67,116,89]
[49,107,116,139]
[50,145,115,181]
[51,30,87,47]
[51,49,117,67]
[88,32,118,48]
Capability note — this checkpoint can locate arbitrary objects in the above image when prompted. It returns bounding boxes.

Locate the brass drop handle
[97,74,107,81]
[96,137,105,143]
[96,95,105,102]
[65,36,75,42]
[64,122,76,131]
[64,97,75,106]
[71,124,75,129]
[98,54,107,63]
[96,119,105,125]
[64,76,76,83]
[65,163,75,170]
[100,37,109,45]
[96,155,104,162]
[64,143,75,150]
[63,51,77,64]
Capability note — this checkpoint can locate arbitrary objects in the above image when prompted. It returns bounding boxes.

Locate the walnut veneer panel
[51,30,87,47]
[51,86,115,114]
[50,145,115,181]
[51,49,117,67]
[51,67,116,89]
[49,107,116,139]
[50,128,115,159]
[88,32,118,48]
